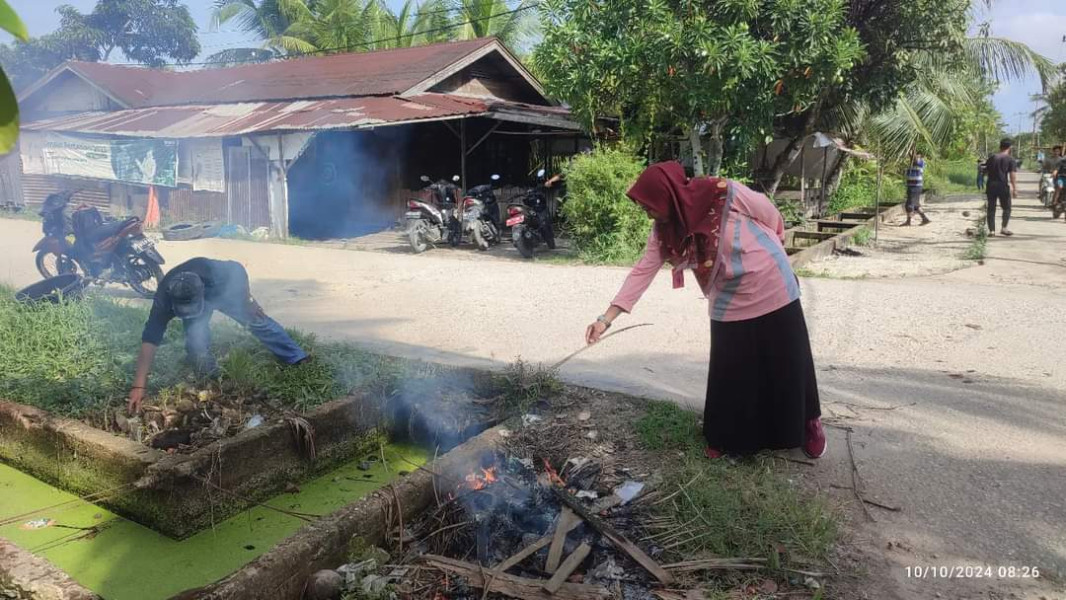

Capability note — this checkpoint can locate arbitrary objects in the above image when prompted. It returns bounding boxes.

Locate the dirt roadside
[1,174,1064,599]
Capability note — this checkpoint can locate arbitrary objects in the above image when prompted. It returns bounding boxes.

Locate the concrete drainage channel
[0,366,507,600]
[786,200,905,268]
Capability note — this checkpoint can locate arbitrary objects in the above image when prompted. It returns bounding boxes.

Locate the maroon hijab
[626,162,728,288]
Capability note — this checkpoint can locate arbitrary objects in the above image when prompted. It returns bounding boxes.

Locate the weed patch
[851,226,873,247]
[964,218,989,261]
[0,286,407,418]
[635,402,838,564]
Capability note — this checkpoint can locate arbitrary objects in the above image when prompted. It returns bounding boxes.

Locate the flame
[463,467,498,491]
[543,459,566,486]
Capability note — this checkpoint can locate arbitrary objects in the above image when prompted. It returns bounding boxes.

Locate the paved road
[1,173,1064,598]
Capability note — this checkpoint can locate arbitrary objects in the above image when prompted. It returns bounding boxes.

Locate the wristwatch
[596,315,612,329]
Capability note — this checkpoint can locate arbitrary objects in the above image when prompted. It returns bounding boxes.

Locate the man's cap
[168,272,205,318]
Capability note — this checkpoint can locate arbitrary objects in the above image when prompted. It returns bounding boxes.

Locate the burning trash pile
[397,449,671,600]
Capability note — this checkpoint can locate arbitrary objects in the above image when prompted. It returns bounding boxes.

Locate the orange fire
[543,459,566,487]
[463,467,498,490]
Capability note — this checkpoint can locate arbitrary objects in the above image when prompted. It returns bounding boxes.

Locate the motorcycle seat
[468,184,493,195]
[86,217,139,244]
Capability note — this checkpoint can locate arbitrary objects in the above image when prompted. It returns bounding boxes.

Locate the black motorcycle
[32,191,165,298]
[506,169,556,259]
[405,175,463,253]
[461,174,503,250]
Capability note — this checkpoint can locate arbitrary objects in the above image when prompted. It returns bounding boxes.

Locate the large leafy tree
[534,0,863,175]
[766,0,1053,193]
[0,1,199,90]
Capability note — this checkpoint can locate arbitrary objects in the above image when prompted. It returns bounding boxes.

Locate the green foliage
[209,0,535,64]
[560,146,650,264]
[965,218,988,261]
[772,197,806,228]
[634,401,838,563]
[0,286,398,417]
[827,161,903,216]
[0,0,25,155]
[635,400,703,452]
[1,0,199,91]
[534,0,863,160]
[851,226,872,246]
[497,358,562,413]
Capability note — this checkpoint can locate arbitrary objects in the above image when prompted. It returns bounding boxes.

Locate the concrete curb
[788,202,907,269]
[0,538,101,600]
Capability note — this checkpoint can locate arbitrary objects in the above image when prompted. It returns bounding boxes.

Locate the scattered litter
[576,490,599,500]
[19,518,54,530]
[964,323,982,330]
[586,430,599,440]
[613,481,645,504]
[804,576,821,590]
[517,457,534,470]
[577,411,591,421]
[521,414,543,427]
[337,559,379,587]
[361,574,389,595]
[497,428,511,438]
[587,556,624,582]
[250,227,270,239]
[566,457,591,470]
[243,414,264,430]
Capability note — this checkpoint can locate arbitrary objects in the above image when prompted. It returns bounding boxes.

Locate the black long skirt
[704,299,821,455]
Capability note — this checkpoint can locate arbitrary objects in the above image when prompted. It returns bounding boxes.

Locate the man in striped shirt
[904,151,931,226]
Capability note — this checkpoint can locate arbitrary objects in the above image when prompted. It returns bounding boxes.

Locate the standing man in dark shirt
[127,257,308,412]
[984,138,1018,237]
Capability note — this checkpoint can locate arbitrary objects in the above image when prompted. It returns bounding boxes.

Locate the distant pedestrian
[904,151,930,226]
[985,138,1018,236]
[977,158,986,191]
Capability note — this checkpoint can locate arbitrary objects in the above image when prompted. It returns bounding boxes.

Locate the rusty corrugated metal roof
[21,95,494,138]
[64,39,498,108]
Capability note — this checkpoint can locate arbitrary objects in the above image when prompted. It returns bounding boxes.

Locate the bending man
[128,257,308,412]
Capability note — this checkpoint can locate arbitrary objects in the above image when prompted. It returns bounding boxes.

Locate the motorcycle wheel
[513,225,534,259]
[473,224,489,251]
[408,224,429,254]
[35,250,78,279]
[127,255,164,298]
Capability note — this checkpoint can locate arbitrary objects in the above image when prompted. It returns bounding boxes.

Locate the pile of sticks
[420,486,674,600]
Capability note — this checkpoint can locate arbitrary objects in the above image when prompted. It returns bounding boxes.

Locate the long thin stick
[845,430,875,522]
[551,323,653,370]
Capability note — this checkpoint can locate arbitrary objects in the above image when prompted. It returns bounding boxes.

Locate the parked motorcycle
[406,175,462,253]
[461,174,502,251]
[506,169,556,259]
[1040,172,1056,208]
[32,191,165,298]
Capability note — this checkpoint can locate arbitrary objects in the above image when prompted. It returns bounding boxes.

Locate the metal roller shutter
[21,173,111,214]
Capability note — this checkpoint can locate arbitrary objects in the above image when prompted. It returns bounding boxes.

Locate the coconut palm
[376,0,453,49]
[450,0,534,48]
[208,0,316,63]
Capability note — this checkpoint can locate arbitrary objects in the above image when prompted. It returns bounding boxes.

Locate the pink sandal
[804,418,827,459]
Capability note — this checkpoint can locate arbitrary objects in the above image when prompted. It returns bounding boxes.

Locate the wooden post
[820,146,829,216]
[460,118,467,192]
[799,139,806,208]
[874,163,883,242]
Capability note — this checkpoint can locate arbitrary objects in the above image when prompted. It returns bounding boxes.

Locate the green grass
[926,160,978,197]
[635,401,839,565]
[851,226,873,247]
[964,218,989,261]
[0,207,41,222]
[0,285,408,417]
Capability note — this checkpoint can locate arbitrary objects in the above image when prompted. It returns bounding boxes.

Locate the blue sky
[5,0,1065,134]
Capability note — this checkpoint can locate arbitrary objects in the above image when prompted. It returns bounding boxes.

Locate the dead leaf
[758,579,778,594]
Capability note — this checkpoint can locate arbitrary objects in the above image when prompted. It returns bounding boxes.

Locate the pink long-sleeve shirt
[611,181,800,322]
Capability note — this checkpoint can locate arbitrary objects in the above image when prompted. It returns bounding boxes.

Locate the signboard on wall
[21,132,178,187]
[188,139,225,193]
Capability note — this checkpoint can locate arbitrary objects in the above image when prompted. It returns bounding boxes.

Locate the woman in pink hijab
[585,162,825,459]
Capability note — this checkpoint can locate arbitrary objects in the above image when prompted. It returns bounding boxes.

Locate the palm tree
[376,0,452,49]
[288,0,384,54]
[450,0,534,48]
[208,0,316,63]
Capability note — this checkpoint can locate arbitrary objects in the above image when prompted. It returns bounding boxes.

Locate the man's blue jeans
[184,299,308,375]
